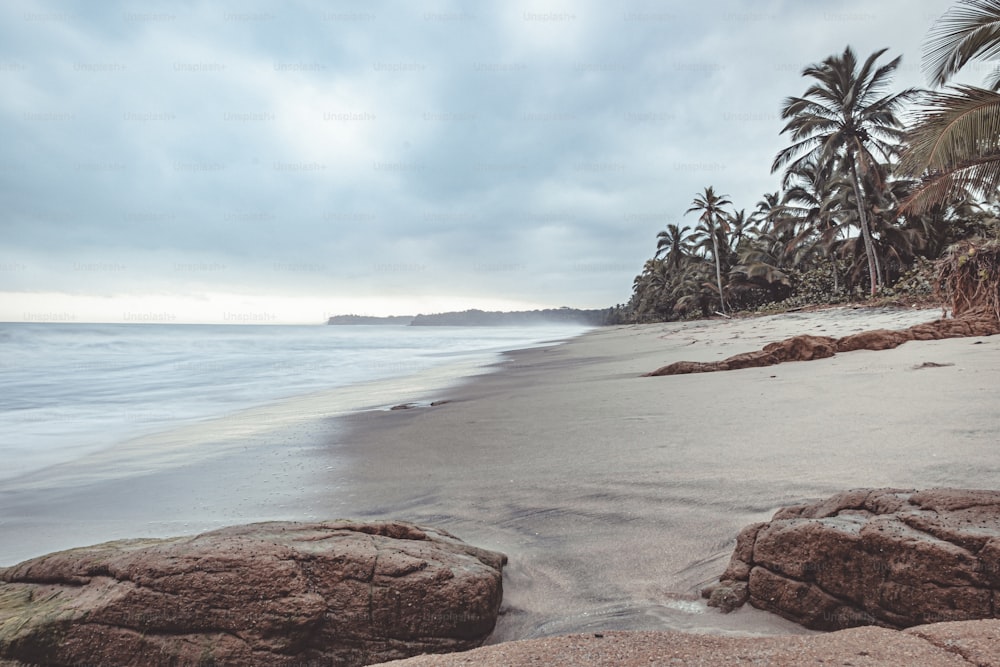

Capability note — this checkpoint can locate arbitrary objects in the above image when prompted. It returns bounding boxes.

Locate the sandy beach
[2,306,998,649]
[324,306,1000,641]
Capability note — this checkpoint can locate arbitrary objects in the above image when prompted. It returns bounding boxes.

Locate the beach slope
[333,307,1000,640]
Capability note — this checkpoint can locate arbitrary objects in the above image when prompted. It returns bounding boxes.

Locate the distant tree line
[329,308,615,326]
[410,308,612,326]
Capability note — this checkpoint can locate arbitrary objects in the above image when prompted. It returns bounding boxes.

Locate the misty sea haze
[0,322,591,484]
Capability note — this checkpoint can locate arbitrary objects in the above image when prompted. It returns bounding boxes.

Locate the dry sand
[379,623,1000,666]
[326,306,1000,642]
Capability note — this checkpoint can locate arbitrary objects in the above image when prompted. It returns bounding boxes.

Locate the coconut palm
[727,209,752,258]
[654,224,693,271]
[631,259,685,321]
[729,226,794,305]
[778,160,846,291]
[672,263,719,318]
[860,170,922,283]
[751,192,784,234]
[686,186,733,314]
[900,1,1000,212]
[772,46,920,296]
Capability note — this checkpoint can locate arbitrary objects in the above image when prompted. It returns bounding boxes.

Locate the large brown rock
[706,488,1000,630]
[0,521,506,667]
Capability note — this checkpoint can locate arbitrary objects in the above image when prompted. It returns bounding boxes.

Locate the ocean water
[0,322,590,484]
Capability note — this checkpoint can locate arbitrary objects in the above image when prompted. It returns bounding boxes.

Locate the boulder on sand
[0,520,506,667]
[704,488,1000,631]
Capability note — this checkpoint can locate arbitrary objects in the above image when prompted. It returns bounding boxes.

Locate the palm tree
[686,186,733,313]
[900,1,1000,212]
[831,164,922,285]
[730,225,794,305]
[672,263,719,318]
[772,46,919,296]
[654,224,692,271]
[727,209,752,257]
[780,158,846,291]
[751,192,784,234]
[632,259,668,320]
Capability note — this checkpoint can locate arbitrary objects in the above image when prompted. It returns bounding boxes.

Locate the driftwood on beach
[645,313,1000,376]
[647,239,1000,376]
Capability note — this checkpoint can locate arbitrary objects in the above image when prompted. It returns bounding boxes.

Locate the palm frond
[798,85,846,112]
[924,0,1000,86]
[862,87,923,120]
[900,84,1000,176]
[987,65,1000,89]
[855,49,897,103]
[780,96,837,121]
[901,151,1000,212]
[772,136,822,175]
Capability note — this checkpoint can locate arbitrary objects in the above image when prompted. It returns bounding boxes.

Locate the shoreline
[328,305,1000,641]
[0,325,590,567]
[3,306,998,642]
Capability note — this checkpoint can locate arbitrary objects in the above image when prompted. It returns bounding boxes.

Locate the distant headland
[327,308,611,326]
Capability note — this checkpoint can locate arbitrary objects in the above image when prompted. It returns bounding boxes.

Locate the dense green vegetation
[612,0,1000,325]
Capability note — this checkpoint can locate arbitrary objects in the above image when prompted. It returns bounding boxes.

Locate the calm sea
[0,322,590,483]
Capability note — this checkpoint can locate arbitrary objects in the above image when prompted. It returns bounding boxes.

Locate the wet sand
[328,307,1000,641]
[382,625,1000,667]
[0,365,492,567]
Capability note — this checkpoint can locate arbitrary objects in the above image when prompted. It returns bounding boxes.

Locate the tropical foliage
[772,47,919,295]
[901,0,1000,211]
[613,1,1000,325]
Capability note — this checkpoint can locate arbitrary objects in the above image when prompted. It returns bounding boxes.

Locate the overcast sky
[0,0,962,323]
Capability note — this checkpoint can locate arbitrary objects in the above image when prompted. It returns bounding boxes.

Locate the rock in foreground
[706,488,1000,630]
[0,521,506,667]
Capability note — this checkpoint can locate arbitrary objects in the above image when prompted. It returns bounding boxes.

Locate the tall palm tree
[900,0,1000,212]
[685,186,733,313]
[654,224,692,271]
[772,46,919,296]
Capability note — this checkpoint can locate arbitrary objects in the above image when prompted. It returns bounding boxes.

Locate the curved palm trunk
[710,219,726,314]
[847,156,882,296]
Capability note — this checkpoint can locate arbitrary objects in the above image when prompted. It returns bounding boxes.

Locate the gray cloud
[0,0,955,316]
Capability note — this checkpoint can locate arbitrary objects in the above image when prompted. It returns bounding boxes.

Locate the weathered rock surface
[646,312,1000,376]
[706,488,1000,631]
[0,520,506,667]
